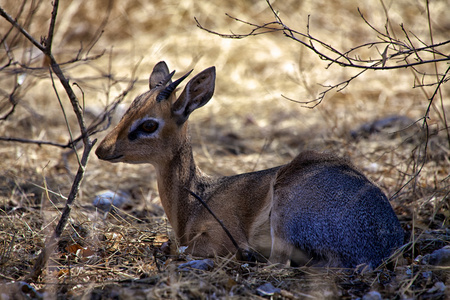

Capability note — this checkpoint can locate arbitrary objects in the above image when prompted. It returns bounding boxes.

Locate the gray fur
[271,151,403,268]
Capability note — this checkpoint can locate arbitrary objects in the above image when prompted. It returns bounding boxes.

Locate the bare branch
[44,0,59,54]
[426,0,450,150]
[197,2,449,71]
[0,0,103,282]
[196,0,449,111]
[423,65,450,122]
[0,83,19,121]
[0,6,45,52]
[0,136,68,148]
[85,0,113,57]
[0,1,26,47]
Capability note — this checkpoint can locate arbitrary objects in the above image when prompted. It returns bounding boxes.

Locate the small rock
[160,241,171,255]
[256,282,281,297]
[421,246,450,266]
[422,271,432,279]
[93,190,130,212]
[18,281,44,299]
[178,259,214,272]
[350,115,418,140]
[362,291,382,300]
[427,281,446,293]
[177,246,188,254]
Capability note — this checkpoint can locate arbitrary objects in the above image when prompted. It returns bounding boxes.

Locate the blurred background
[2,0,449,197]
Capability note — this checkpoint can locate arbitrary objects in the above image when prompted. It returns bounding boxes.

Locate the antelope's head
[96,61,216,166]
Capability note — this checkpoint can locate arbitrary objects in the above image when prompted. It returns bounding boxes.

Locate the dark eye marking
[128,119,160,141]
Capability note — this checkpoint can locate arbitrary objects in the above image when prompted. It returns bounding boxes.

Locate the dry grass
[0,0,449,298]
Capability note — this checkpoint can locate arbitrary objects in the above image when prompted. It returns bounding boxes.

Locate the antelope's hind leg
[268,189,296,265]
[268,170,311,266]
[269,194,312,267]
[268,222,295,265]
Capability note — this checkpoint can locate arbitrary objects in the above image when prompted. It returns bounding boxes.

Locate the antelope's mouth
[98,154,123,162]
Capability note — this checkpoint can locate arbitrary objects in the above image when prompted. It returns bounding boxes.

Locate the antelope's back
[273,151,403,267]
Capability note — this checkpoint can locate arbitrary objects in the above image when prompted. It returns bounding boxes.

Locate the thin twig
[0,6,45,52]
[0,0,98,282]
[44,0,59,54]
[426,0,450,150]
[390,66,449,200]
[85,0,113,57]
[0,136,69,148]
[196,4,450,71]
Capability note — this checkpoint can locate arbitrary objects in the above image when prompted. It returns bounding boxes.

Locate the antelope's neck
[155,138,209,239]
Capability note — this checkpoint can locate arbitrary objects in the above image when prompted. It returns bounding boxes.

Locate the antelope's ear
[172,67,216,125]
[149,61,171,89]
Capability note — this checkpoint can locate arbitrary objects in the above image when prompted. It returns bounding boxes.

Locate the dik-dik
[96,61,403,268]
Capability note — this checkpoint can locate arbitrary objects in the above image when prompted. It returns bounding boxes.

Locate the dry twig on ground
[0,0,126,282]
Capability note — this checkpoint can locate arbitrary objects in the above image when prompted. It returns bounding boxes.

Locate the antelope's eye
[128,118,162,141]
[140,120,159,133]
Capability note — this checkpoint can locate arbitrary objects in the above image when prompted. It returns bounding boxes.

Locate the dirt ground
[0,0,449,299]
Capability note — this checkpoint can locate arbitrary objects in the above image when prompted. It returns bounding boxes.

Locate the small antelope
[96,61,403,268]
